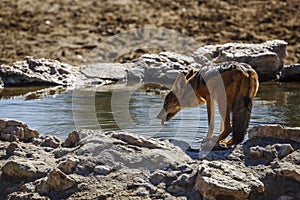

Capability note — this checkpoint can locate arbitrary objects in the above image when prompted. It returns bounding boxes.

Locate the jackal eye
[164,100,179,108]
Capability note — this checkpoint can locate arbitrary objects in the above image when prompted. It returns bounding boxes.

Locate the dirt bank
[1,0,299,65]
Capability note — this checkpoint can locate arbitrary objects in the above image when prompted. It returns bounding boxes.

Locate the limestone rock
[40,136,61,148]
[275,162,300,182]
[249,125,300,143]
[2,159,49,180]
[62,131,80,148]
[78,63,130,87]
[150,163,199,198]
[57,158,79,174]
[37,169,77,194]
[7,192,50,200]
[279,64,300,82]
[6,142,24,157]
[76,130,193,172]
[0,118,39,142]
[110,132,164,149]
[195,160,264,200]
[194,40,287,81]
[274,150,300,183]
[94,165,111,175]
[0,57,77,87]
[275,144,294,159]
[128,52,199,85]
[0,76,3,89]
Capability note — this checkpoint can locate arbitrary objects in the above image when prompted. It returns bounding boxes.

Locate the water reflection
[254,82,300,127]
[0,86,66,100]
[0,82,299,144]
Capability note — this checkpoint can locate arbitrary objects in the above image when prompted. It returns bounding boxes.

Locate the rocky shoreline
[0,40,300,91]
[0,118,299,199]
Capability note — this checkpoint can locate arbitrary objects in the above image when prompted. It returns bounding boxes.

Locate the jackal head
[157,71,205,125]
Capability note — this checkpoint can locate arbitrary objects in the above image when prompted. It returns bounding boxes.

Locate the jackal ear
[185,69,195,80]
[173,73,187,93]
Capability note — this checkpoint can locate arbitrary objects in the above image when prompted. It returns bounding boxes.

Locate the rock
[275,144,294,159]
[76,41,288,88]
[278,64,300,82]
[193,40,287,81]
[94,165,111,175]
[0,118,39,142]
[275,161,300,182]
[149,162,199,198]
[249,145,277,159]
[6,142,24,157]
[278,195,294,200]
[195,160,265,200]
[37,168,77,194]
[249,125,300,143]
[24,128,39,142]
[128,52,199,84]
[168,139,191,152]
[7,192,50,200]
[53,148,72,158]
[2,159,49,180]
[0,76,4,89]
[110,132,164,149]
[40,136,61,148]
[78,63,130,86]
[62,131,80,148]
[149,170,166,185]
[57,158,79,174]
[0,57,77,87]
[76,130,193,172]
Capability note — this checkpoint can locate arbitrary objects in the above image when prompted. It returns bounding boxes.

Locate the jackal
[157,61,259,147]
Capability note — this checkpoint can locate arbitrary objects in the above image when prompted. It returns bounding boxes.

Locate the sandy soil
[0,0,299,65]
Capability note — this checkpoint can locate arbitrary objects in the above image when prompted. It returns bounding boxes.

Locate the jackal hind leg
[217,101,232,144]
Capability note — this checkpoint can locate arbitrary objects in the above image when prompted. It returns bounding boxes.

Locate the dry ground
[0,0,299,65]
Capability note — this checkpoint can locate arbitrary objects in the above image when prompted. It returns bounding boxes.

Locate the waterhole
[0,82,299,147]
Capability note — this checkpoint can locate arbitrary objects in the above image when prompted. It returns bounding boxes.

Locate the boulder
[278,64,300,82]
[0,118,39,142]
[7,192,50,200]
[94,165,111,175]
[75,130,193,172]
[62,131,80,148]
[77,63,131,87]
[194,40,287,81]
[40,136,61,148]
[2,159,49,180]
[275,161,300,183]
[195,160,264,200]
[57,158,79,174]
[6,142,24,157]
[149,162,200,198]
[249,125,300,143]
[0,57,77,87]
[37,169,77,194]
[128,52,199,85]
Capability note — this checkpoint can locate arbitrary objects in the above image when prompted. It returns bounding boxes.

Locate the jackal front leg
[205,98,215,140]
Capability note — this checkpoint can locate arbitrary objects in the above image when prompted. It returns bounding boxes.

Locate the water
[0,82,300,146]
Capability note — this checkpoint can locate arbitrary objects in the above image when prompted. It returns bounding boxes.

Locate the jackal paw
[201,139,215,151]
[212,142,230,150]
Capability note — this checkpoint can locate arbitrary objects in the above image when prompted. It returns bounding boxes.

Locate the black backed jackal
[157,61,259,148]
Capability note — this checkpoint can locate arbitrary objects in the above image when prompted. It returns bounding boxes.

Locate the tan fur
[157,62,259,147]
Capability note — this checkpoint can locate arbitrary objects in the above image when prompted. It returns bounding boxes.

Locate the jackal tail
[232,70,259,145]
